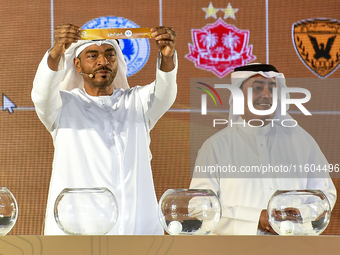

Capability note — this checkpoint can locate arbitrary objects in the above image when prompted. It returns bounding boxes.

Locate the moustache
[94,66,113,73]
[254,100,272,105]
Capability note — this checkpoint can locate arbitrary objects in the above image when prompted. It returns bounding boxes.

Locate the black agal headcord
[234,64,279,73]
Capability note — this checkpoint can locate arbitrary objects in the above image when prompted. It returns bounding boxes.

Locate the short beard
[91,73,115,88]
[82,65,117,88]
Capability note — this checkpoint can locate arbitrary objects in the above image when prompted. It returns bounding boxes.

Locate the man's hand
[48,24,81,71]
[258,210,276,234]
[272,207,301,222]
[151,26,176,72]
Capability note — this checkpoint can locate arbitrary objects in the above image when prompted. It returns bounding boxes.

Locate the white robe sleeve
[190,139,262,235]
[299,134,337,221]
[31,50,65,132]
[137,51,178,129]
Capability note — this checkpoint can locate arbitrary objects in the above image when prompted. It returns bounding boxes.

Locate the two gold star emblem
[202,2,238,19]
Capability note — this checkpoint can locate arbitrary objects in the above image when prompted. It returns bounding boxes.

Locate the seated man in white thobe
[32,24,177,235]
[190,64,336,235]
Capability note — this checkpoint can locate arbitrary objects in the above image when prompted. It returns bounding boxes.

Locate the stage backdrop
[0,0,339,235]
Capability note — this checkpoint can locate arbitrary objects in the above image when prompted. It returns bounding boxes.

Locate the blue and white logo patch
[82,16,150,77]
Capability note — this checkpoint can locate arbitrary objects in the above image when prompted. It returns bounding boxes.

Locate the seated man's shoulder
[275,123,321,153]
[276,122,314,140]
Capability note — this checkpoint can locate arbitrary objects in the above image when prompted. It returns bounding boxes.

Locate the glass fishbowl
[158,189,221,235]
[267,190,331,235]
[0,187,18,235]
[54,187,118,235]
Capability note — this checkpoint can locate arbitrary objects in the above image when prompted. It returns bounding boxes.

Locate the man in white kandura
[190,64,336,235]
[32,24,177,235]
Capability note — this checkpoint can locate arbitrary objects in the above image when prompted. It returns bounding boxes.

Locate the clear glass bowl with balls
[0,187,18,235]
[267,190,331,235]
[158,189,221,235]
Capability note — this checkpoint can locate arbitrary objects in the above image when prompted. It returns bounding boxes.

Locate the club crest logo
[292,19,340,78]
[82,16,150,77]
[186,18,256,78]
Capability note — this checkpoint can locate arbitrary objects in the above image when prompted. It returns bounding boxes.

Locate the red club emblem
[186,18,256,77]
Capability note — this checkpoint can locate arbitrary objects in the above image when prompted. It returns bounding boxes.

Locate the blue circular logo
[82,16,150,77]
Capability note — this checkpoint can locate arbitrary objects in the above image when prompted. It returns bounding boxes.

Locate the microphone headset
[80,73,94,78]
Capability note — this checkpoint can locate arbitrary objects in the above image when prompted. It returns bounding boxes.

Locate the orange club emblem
[292,19,340,78]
